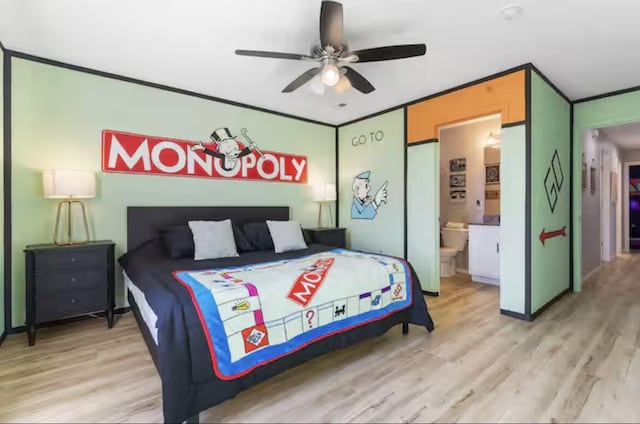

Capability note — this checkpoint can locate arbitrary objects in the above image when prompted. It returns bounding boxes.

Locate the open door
[407,142,440,294]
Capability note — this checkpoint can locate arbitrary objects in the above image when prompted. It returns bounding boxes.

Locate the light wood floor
[1,254,639,423]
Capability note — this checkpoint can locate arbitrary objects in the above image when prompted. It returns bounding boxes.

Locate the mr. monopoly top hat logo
[210,127,236,143]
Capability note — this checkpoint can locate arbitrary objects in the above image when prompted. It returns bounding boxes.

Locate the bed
[119,206,434,423]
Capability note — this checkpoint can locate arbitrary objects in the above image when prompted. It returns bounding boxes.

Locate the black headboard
[127,206,289,251]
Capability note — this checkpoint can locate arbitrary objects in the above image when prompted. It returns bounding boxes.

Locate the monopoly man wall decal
[101,128,308,183]
[351,171,388,220]
[191,127,262,172]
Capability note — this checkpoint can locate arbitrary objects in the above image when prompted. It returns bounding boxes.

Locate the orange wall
[407,70,526,143]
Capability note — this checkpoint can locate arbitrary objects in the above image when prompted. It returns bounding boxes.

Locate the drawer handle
[71,298,77,304]
[71,257,76,262]
[71,277,76,283]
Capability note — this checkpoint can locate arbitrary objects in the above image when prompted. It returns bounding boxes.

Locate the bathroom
[439,115,501,286]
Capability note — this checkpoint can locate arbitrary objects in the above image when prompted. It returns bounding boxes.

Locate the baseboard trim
[455,268,469,274]
[500,309,533,321]
[531,288,571,320]
[422,290,439,297]
[7,307,131,334]
[582,264,602,283]
[471,275,500,286]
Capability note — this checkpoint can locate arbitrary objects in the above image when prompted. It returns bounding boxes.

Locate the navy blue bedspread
[119,240,434,423]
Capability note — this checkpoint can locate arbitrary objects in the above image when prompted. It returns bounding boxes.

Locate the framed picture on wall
[485,163,500,185]
[450,190,466,204]
[449,174,466,188]
[450,158,466,173]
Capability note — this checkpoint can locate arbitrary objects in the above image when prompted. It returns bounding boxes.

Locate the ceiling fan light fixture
[235,1,427,94]
[321,63,340,86]
[334,74,352,94]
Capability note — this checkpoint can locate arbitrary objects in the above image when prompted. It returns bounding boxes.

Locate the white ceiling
[2,0,640,125]
[600,122,640,150]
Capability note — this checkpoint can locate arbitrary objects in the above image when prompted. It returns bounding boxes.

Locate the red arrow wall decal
[539,226,567,246]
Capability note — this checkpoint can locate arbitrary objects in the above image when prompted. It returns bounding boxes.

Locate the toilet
[440,222,469,278]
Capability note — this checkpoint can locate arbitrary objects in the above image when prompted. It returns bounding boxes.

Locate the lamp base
[54,199,91,246]
[316,201,335,229]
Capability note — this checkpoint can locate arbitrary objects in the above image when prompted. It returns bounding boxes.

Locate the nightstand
[24,240,115,346]
[304,227,347,248]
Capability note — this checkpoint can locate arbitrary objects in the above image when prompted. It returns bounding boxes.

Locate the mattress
[124,271,159,344]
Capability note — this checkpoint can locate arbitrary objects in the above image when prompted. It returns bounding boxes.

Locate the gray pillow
[266,220,308,253]
[188,219,239,260]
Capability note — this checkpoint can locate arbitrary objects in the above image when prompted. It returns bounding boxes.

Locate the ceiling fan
[235,1,426,94]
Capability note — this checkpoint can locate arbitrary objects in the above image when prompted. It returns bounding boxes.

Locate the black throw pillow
[158,225,194,259]
[242,222,275,251]
[302,228,313,245]
[232,224,255,253]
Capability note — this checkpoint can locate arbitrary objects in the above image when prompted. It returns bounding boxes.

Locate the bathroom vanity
[468,224,500,285]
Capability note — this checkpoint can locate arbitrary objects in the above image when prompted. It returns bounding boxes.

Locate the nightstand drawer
[35,288,106,323]
[35,269,107,295]
[35,249,107,271]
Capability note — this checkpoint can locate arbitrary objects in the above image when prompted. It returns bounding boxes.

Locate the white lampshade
[312,183,336,202]
[324,183,336,201]
[43,170,96,199]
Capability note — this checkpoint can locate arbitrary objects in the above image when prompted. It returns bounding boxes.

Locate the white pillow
[266,220,308,253]
[188,219,239,260]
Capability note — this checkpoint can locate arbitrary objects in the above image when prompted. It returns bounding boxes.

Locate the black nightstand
[24,240,115,346]
[304,227,347,248]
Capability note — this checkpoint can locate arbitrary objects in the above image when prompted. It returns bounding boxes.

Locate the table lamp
[42,170,96,245]
[312,183,337,228]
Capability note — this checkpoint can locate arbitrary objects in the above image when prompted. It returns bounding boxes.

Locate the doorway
[582,122,640,283]
[437,115,502,295]
[628,164,640,250]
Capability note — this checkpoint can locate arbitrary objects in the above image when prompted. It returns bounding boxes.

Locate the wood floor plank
[1,255,639,423]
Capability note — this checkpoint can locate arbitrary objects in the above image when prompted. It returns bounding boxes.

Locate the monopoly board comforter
[119,240,434,423]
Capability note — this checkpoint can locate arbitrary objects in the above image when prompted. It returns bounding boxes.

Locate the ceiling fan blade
[343,67,375,94]
[320,1,343,49]
[282,68,321,93]
[351,44,426,63]
[235,49,313,61]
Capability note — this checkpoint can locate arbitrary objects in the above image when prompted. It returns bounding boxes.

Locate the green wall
[530,72,571,312]
[2,57,598,331]
[10,58,335,327]
[338,110,405,257]
[407,141,439,292]
[573,89,640,291]
[500,124,527,314]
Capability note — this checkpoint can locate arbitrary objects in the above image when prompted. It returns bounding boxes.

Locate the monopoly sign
[101,129,308,183]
